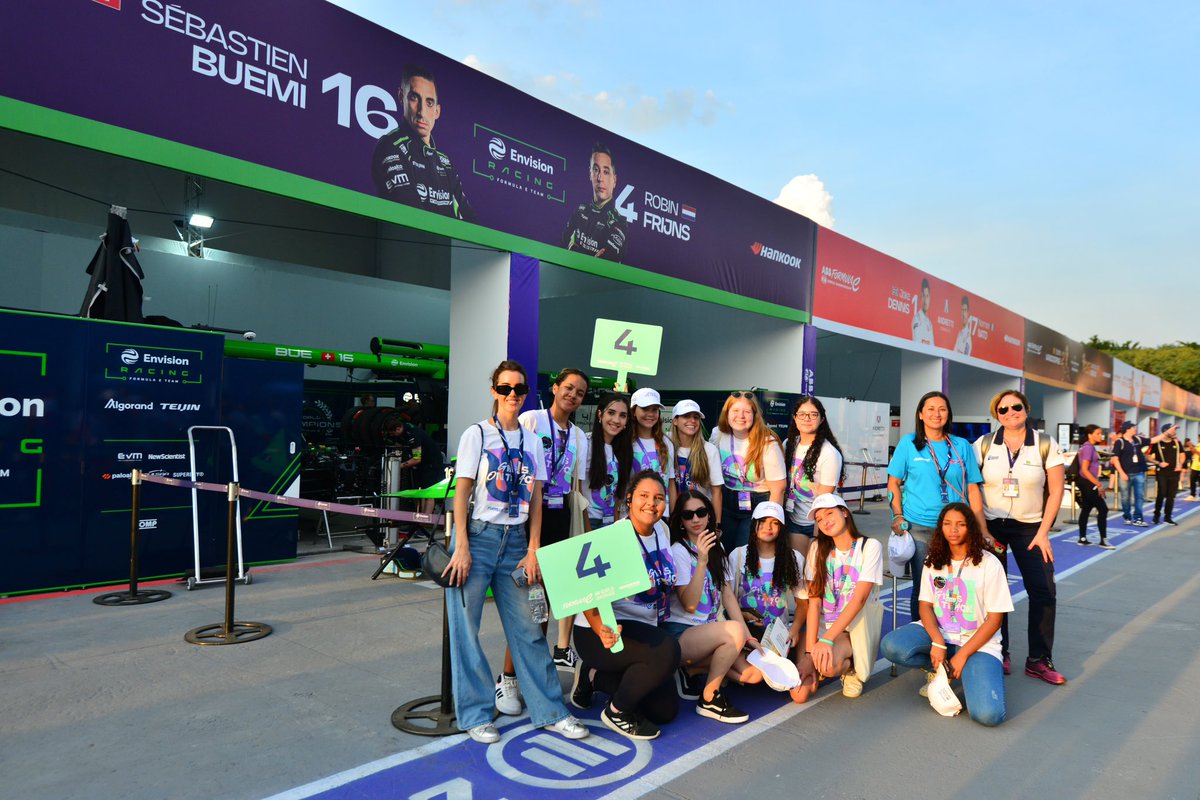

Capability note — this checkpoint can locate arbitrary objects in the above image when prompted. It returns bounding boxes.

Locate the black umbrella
[79,205,145,323]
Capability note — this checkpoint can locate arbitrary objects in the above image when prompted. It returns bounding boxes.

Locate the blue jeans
[881,622,1006,727]
[904,524,935,622]
[1120,472,1146,521]
[445,520,571,731]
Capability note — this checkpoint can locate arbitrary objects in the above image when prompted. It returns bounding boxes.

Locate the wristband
[818,637,834,646]
[930,642,947,650]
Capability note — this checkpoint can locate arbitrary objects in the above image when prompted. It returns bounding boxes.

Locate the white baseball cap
[630,388,662,408]
[806,493,849,520]
[752,501,785,523]
[672,399,704,419]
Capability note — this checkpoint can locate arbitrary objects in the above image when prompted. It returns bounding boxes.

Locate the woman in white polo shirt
[972,389,1066,686]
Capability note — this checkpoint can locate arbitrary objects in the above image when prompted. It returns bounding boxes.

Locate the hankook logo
[488,137,506,160]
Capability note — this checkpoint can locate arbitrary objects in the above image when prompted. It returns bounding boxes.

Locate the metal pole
[129,469,142,596]
[223,481,238,637]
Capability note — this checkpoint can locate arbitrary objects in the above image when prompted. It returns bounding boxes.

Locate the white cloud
[774,174,835,228]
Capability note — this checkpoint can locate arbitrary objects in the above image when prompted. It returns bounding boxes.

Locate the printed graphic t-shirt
[579,439,620,523]
[711,432,786,493]
[725,545,805,626]
[786,440,843,525]
[456,421,547,525]
[575,521,676,627]
[668,540,722,627]
[917,551,1013,662]
[676,441,725,498]
[519,409,584,502]
[799,537,883,634]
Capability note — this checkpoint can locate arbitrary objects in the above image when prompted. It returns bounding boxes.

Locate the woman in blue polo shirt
[886,391,986,622]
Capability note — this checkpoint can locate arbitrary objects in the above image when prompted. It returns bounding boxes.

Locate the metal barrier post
[94,469,173,607]
[184,482,272,645]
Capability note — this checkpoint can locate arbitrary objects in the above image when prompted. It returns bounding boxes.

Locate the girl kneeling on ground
[796,494,883,702]
[664,489,760,724]
[880,502,1012,726]
[726,501,811,703]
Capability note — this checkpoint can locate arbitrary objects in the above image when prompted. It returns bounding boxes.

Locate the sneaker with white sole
[696,690,749,724]
[1098,540,1117,550]
[841,673,864,698]
[675,667,703,700]
[918,670,936,697]
[570,661,593,710]
[552,646,579,673]
[495,673,524,716]
[467,723,500,744]
[601,703,660,740]
[544,715,590,740]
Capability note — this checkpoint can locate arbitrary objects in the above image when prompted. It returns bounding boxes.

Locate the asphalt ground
[2,495,1198,800]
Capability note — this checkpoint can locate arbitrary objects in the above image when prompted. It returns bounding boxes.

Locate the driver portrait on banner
[561,142,627,262]
[954,294,974,356]
[911,277,934,346]
[372,64,476,222]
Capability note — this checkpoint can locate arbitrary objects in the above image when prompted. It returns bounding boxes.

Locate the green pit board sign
[589,319,663,392]
[537,520,650,653]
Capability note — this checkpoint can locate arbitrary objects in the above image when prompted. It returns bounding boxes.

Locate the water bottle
[528,583,548,624]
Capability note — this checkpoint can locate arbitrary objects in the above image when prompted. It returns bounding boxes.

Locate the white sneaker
[841,674,864,698]
[495,673,524,716]
[918,670,936,698]
[468,723,500,744]
[544,715,590,740]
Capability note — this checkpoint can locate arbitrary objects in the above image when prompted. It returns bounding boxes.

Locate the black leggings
[1077,483,1108,539]
[573,619,681,723]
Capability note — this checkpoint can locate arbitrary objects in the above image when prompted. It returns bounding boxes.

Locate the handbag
[421,540,454,588]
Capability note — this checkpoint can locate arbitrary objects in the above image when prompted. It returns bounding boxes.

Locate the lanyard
[1006,444,1021,471]
[493,416,525,516]
[934,558,969,610]
[826,539,860,606]
[725,434,749,484]
[926,437,966,503]
[636,526,666,585]
[545,410,569,482]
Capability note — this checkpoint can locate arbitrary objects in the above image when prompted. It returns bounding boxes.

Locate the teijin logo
[121,348,139,365]
[488,137,506,160]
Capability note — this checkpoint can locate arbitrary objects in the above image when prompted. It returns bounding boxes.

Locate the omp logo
[121,348,139,365]
[0,397,44,417]
[488,137,506,160]
[138,518,158,530]
[751,242,804,269]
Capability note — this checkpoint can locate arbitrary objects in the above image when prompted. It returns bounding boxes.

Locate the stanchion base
[391,695,461,737]
[852,510,872,515]
[93,588,173,606]
[184,621,273,645]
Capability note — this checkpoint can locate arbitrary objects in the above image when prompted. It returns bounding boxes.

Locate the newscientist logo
[104,344,203,385]
[472,124,566,203]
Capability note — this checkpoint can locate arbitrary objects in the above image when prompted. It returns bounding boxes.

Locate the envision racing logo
[472,124,566,203]
[488,137,506,160]
[121,348,139,365]
[105,343,202,385]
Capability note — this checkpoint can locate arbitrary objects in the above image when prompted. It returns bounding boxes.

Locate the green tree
[1085,337,1200,394]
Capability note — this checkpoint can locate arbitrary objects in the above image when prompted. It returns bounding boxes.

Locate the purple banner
[1,0,814,311]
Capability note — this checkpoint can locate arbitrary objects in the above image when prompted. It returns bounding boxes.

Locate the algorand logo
[488,137,506,160]
[751,242,804,269]
[121,348,139,365]
[819,265,862,292]
[106,399,153,411]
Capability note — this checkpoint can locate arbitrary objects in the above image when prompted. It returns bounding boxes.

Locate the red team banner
[812,229,1024,370]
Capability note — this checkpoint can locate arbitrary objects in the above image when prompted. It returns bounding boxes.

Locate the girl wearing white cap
[711,392,786,551]
[582,392,634,528]
[630,388,677,513]
[670,399,724,523]
[798,493,883,701]
[783,396,844,556]
[725,500,811,702]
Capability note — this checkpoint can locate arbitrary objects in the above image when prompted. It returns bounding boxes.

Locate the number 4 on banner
[590,318,663,392]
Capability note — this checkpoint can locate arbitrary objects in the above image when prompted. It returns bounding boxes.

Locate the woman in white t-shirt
[880,503,1012,726]
[798,494,883,702]
[582,392,634,528]
[670,399,724,522]
[443,360,588,745]
[630,388,676,513]
[711,392,786,551]
[726,501,810,702]
[663,490,757,724]
[783,396,844,556]
[571,470,682,741]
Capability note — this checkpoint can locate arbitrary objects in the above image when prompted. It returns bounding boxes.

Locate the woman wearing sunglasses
[663,490,756,724]
[783,396,844,556]
[886,391,986,622]
[880,503,1012,726]
[670,400,724,523]
[972,389,1067,685]
[582,392,635,528]
[443,360,588,745]
[571,470,682,740]
[711,392,786,551]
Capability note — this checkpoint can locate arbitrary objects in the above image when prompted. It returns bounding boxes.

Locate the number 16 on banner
[590,318,663,393]
[537,520,651,653]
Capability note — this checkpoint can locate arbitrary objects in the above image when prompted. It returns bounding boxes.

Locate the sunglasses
[680,507,710,521]
[729,391,755,399]
[997,403,1025,415]
[494,383,530,397]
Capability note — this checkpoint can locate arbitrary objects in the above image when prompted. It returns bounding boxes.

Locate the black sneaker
[553,646,579,673]
[696,690,749,724]
[1077,538,1091,546]
[675,667,703,700]
[1098,540,1117,550]
[601,703,660,740]
[570,660,593,710]
[1165,519,1178,526]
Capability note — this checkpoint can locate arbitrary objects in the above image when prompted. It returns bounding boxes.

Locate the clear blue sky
[329,0,1198,347]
